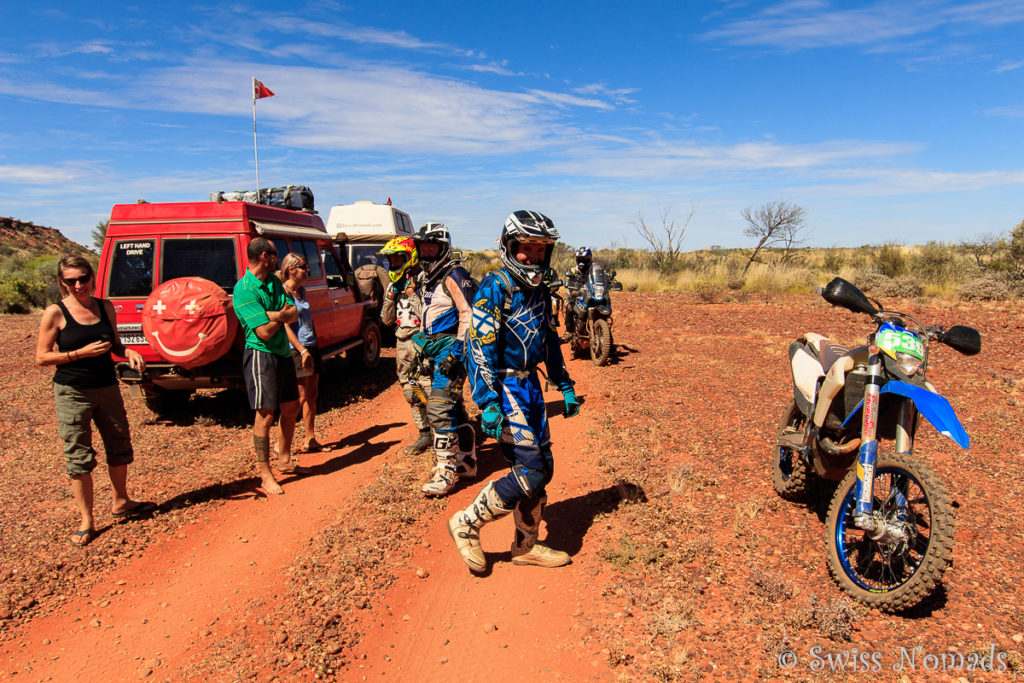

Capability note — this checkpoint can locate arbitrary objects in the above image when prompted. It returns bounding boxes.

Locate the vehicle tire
[347,319,382,369]
[824,452,954,612]
[772,400,812,500]
[591,319,612,366]
[141,387,193,416]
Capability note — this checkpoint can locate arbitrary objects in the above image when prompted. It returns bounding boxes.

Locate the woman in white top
[279,253,322,457]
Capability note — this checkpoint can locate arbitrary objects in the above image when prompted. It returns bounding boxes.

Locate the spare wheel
[142,277,238,369]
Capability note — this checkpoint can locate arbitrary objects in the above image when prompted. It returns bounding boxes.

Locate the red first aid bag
[142,277,238,369]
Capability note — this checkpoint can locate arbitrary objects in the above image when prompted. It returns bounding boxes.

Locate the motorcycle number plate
[877,328,924,358]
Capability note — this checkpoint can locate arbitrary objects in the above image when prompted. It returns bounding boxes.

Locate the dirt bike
[773,277,980,612]
[551,262,617,366]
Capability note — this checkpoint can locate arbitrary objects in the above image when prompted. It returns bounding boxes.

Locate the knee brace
[512,463,552,497]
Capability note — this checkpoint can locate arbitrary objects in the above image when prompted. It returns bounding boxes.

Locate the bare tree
[632,203,698,272]
[740,200,807,275]
[960,233,1004,272]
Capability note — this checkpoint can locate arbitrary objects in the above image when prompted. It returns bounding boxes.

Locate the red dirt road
[0,313,617,681]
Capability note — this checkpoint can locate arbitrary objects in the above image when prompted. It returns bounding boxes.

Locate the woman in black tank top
[35,256,153,546]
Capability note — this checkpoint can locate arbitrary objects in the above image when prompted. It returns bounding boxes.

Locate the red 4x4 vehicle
[95,200,381,413]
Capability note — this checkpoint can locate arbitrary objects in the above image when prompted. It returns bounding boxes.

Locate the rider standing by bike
[413,222,477,496]
[448,210,579,572]
[563,247,591,338]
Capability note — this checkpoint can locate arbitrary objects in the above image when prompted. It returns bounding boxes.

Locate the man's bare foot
[261,475,285,495]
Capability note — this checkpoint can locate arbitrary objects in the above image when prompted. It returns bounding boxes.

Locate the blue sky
[1,1,1023,251]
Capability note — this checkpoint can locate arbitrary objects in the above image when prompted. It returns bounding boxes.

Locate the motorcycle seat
[802,333,849,374]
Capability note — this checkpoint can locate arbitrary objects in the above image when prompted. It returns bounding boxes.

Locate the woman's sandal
[70,529,96,547]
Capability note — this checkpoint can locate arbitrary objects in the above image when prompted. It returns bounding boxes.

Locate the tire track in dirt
[0,382,417,681]
[350,355,620,682]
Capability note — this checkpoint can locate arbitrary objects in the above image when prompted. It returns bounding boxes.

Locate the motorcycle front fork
[853,347,914,537]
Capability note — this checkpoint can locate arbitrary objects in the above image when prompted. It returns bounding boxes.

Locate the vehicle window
[351,245,387,270]
[321,247,342,277]
[108,239,155,297]
[399,213,413,235]
[162,238,237,290]
[300,241,323,278]
[271,238,290,263]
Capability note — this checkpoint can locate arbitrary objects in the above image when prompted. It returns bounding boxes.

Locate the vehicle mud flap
[842,380,969,449]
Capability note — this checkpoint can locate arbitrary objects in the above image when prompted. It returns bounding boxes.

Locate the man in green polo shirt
[233,237,300,495]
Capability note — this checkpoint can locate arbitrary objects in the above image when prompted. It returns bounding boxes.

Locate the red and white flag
[253,78,275,100]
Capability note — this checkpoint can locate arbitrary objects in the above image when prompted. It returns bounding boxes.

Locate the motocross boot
[404,428,433,456]
[455,421,478,477]
[421,433,458,496]
[448,482,512,572]
[510,495,570,568]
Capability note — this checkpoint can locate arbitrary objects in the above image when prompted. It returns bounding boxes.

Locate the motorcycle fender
[596,305,612,317]
[841,380,970,449]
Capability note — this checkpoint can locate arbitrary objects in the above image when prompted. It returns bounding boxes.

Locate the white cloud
[0,164,91,184]
[701,1,1024,50]
[994,59,1024,73]
[0,60,630,155]
[984,104,1024,117]
[796,167,1024,197]
[537,139,921,178]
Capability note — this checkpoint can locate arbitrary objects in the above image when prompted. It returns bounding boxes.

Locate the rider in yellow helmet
[378,237,432,455]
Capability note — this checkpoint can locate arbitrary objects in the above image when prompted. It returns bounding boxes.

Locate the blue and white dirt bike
[773,277,980,611]
[553,262,618,366]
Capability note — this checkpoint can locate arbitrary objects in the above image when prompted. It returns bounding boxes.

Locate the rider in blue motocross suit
[448,210,580,572]
[413,222,478,497]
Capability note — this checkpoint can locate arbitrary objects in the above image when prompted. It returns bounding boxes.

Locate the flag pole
[252,77,261,204]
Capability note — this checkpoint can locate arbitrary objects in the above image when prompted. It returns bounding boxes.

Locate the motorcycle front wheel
[825,452,954,612]
[772,400,811,500]
[591,319,613,366]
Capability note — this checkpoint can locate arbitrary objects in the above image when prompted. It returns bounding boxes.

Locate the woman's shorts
[53,382,134,477]
[291,344,322,379]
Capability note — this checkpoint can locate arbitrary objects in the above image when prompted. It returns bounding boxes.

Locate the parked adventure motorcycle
[551,262,619,366]
[773,277,980,612]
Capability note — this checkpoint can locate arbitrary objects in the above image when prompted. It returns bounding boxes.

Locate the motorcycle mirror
[940,325,981,356]
[820,277,878,316]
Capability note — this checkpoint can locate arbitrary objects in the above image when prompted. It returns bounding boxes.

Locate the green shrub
[875,242,906,277]
[821,248,845,273]
[957,275,1015,301]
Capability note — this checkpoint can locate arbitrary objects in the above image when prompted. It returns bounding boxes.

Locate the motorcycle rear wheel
[772,400,811,500]
[591,319,612,366]
[825,452,954,612]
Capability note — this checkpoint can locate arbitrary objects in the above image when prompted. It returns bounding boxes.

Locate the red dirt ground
[1,291,1022,681]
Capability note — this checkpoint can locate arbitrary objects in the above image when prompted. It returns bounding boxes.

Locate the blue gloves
[481,402,506,440]
[563,388,580,418]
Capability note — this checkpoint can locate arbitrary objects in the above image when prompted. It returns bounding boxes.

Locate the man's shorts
[243,348,299,410]
[53,382,134,477]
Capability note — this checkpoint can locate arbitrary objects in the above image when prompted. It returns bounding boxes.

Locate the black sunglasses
[61,275,93,286]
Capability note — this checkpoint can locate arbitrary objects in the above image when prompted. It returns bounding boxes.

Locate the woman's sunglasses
[61,275,93,286]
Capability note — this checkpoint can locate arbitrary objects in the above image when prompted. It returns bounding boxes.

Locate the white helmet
[499,210,559,289]
[414,222,452,284]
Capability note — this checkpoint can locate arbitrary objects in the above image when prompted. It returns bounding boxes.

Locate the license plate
[121,334,147,346]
